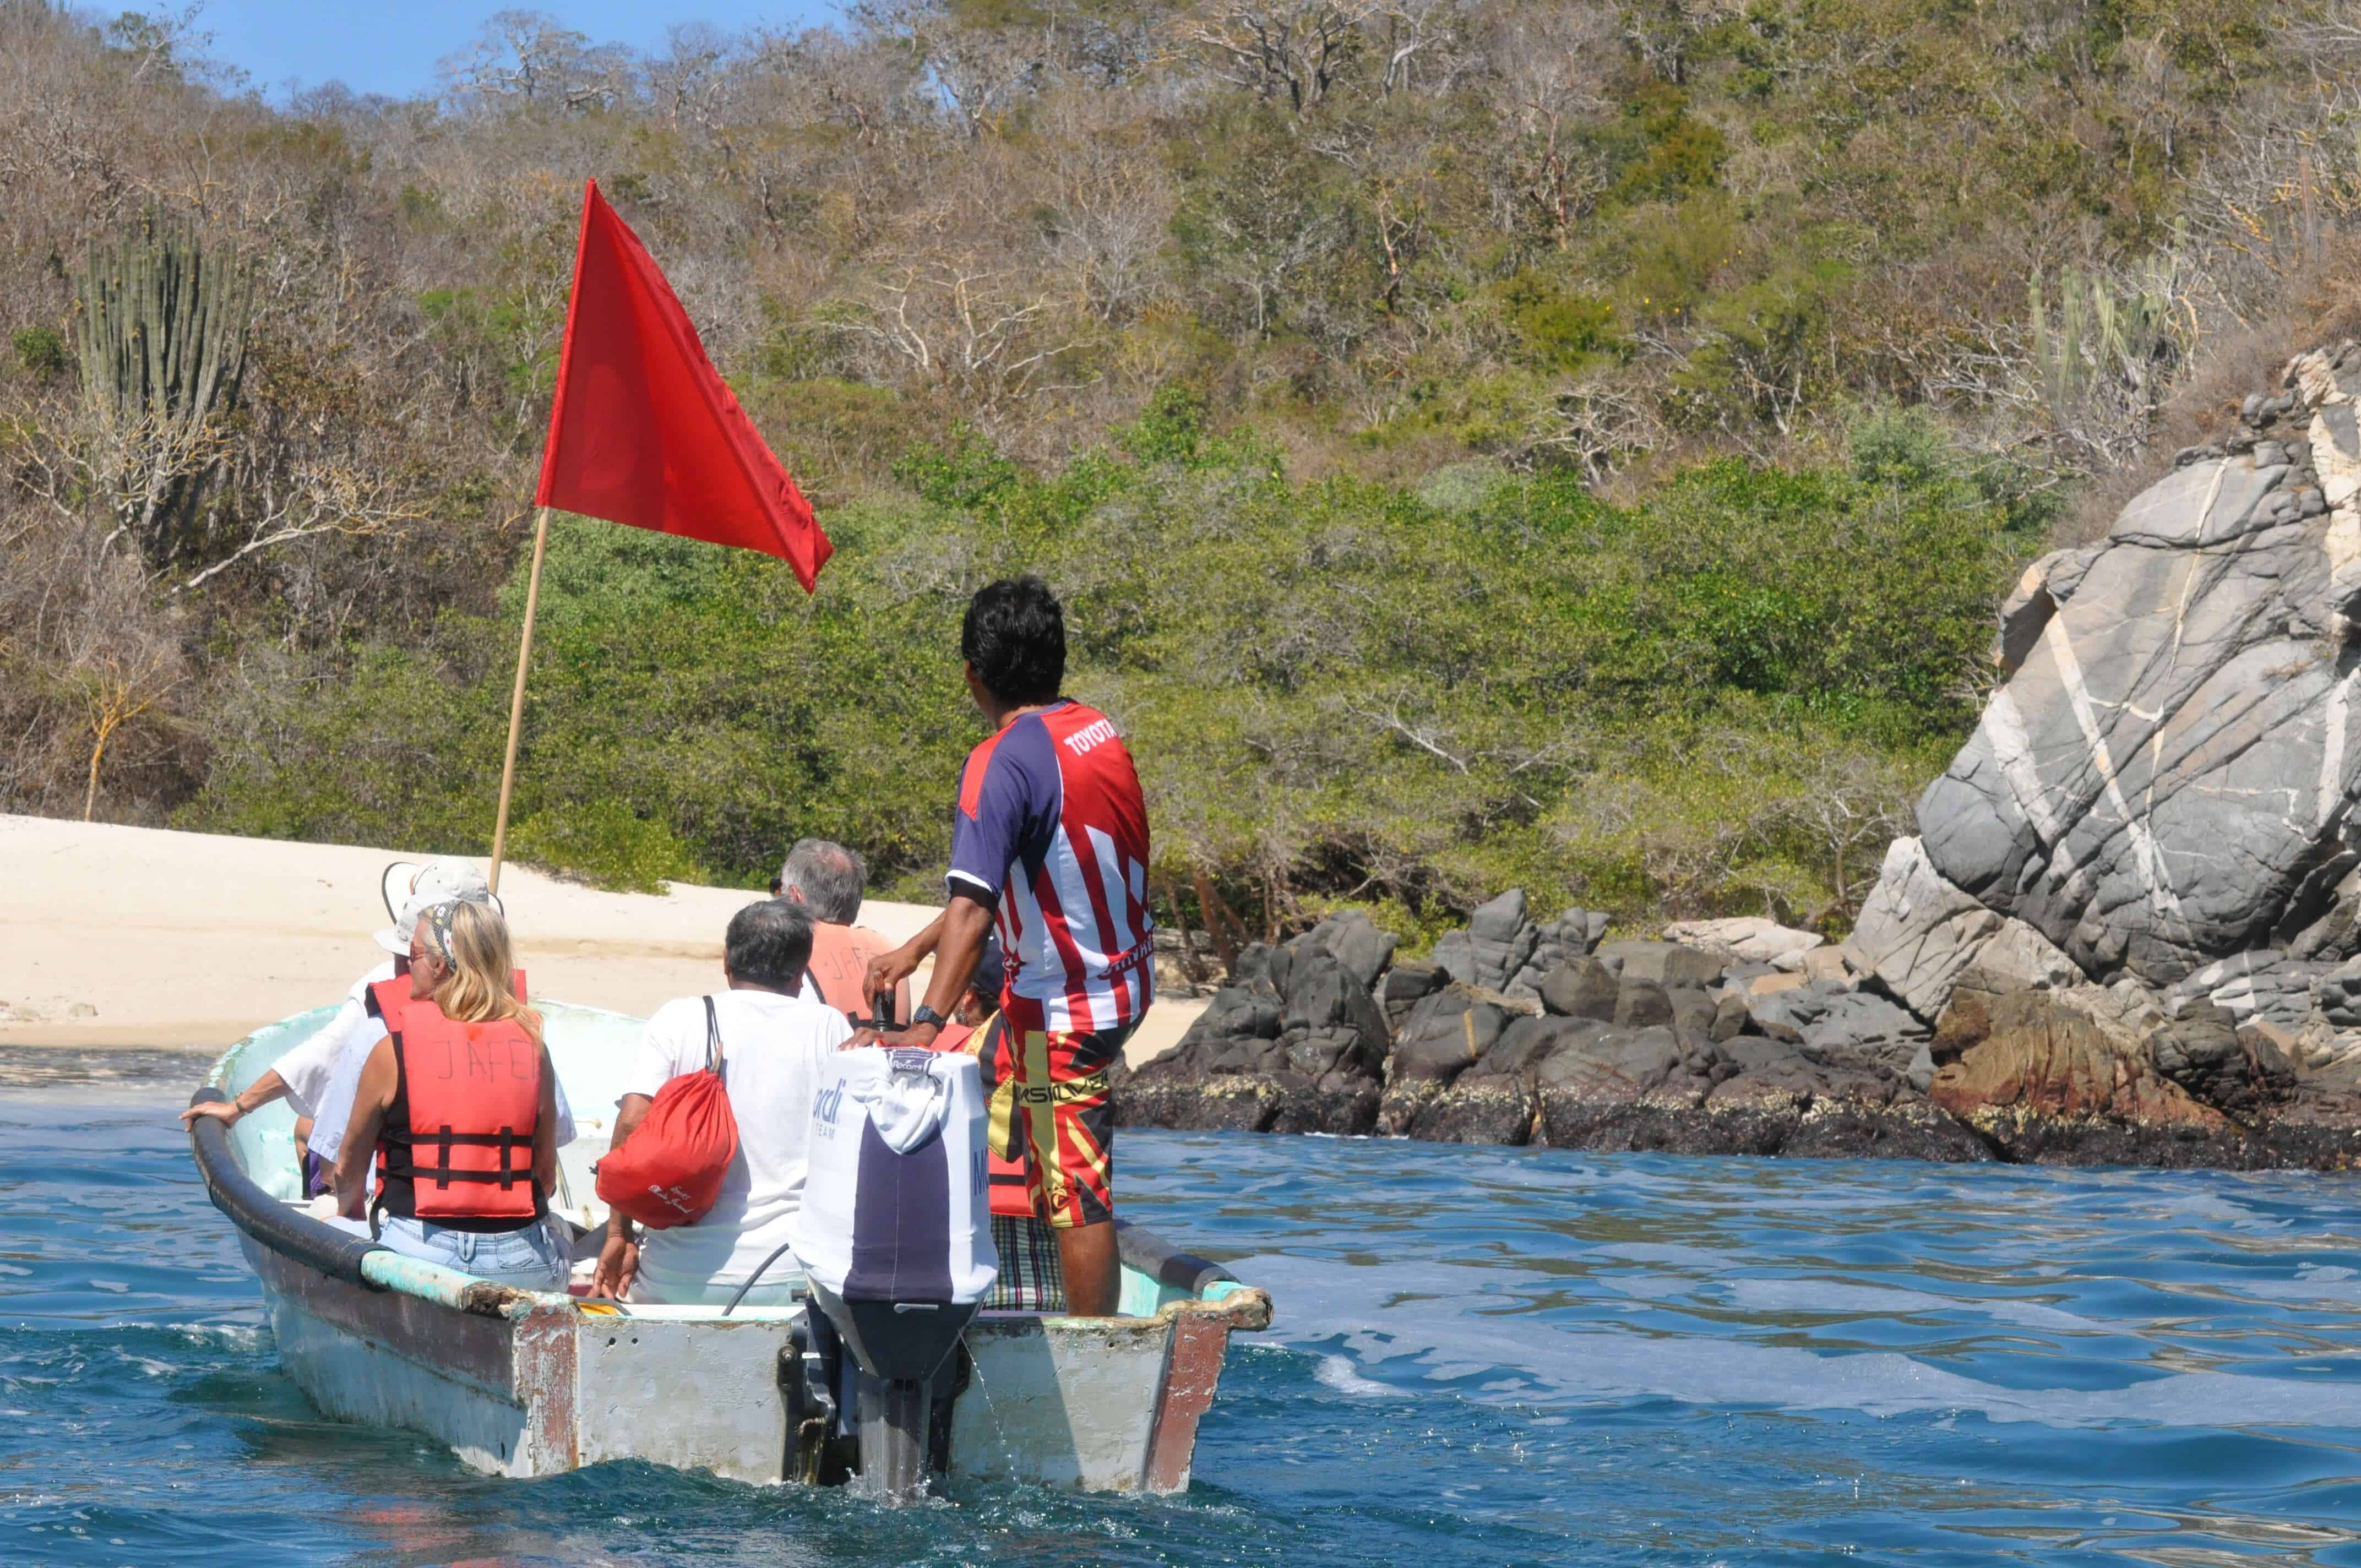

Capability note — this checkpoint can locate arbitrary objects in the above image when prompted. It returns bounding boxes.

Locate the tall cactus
[2028,263,2175,420]
[71,208,254,560]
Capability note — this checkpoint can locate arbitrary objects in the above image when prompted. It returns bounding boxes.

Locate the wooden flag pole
[488,508,552,895]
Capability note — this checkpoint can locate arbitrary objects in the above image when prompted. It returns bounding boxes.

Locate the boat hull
[247,1228,1254,1489]
[247,1233,579,1476]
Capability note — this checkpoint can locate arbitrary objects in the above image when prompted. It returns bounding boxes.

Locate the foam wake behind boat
[186,999,1271,1491]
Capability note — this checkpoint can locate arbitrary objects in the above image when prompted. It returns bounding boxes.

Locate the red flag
[534,179,831,590]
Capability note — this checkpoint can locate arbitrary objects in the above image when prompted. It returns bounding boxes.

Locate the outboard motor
[788,1047,997,1504]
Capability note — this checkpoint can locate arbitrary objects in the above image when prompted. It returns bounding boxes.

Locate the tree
[440,10,635,112]
[1189,0,1377,113]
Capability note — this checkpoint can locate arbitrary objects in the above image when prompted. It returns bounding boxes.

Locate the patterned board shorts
[976,1012,1128,1229]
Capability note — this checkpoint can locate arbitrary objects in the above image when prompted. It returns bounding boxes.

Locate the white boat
[188,1000,1271,1494]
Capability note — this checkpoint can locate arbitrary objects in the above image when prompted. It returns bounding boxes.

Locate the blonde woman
[331,899,569,1289]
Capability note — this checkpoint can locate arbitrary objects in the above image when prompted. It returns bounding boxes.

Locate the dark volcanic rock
[1775,1100,1994,1161]
[1596,940,1726,989]
[1540,958,1618,1021]
[1119,1074,1381,1136]
[1382,960,1449,1030]
[2149,1003,2295,1119]
[1613,978,1674,1028]
[1280,942,1391,1065]
[1432,889,1538,992]
[1389,987,1510,1085]
[1505,906,1614,999]
[1530,1022,1700,1146]
[1124,909,1400,1135]
[1304,908,1398,990]
[1404,1079,1539,1144]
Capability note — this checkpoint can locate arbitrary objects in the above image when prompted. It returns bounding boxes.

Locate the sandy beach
[0,814,1196,1064]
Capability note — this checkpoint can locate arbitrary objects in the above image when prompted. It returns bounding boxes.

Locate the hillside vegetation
[3,0,2356,944]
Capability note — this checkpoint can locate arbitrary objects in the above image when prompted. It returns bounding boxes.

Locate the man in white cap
[181,857,574,1190]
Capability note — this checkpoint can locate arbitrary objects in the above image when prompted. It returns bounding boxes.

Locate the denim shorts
[374,1213,572,1291]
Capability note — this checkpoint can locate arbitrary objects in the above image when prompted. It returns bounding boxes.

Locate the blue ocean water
[9,1050,2361,1565]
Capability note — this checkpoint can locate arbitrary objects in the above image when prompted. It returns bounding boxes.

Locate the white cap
[374,858,500,955]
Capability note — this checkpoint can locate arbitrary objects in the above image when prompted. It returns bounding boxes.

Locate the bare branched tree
[440,9,638,112]
[843,260,1094,412]
[1189,0,1379,113]
[1489,4,1615,249]
[850,0,1053,139]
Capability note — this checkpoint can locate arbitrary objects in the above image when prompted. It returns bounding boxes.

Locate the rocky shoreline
[1116,900,2361,1167]
[1119,342,2361,1172]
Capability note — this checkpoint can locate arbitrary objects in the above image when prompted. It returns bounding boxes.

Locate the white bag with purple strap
[789,1047,998,1306]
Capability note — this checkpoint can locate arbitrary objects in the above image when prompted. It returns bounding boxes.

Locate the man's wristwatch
[908,1005,948,1030]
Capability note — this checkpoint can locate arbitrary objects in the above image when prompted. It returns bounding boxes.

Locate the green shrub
[183,409,2017,925]
[509,799,703,894]
[12,326,65,380]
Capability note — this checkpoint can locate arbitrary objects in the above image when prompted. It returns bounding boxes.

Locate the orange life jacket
[366,969,527,1032]
[806,922,903,1022]
[371,978,543,1223]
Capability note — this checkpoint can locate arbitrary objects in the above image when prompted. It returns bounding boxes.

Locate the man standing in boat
[863,576,1153,1318]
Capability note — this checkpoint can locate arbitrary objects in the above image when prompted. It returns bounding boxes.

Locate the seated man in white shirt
[591,898,850,1308]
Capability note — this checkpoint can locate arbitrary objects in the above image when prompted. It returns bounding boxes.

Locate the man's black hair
[726,899,816,992]
[961,576,1065,706]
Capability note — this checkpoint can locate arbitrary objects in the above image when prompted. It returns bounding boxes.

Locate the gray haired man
[771,838,906,1022]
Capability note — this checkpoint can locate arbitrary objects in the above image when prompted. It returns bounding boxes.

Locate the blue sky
[192,1,835,101]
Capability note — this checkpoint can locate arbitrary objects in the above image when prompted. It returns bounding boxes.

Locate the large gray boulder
[1431,889,1535,991]
[1432,890,1609,1002]
[1506,906,1613,999]
[2167,950,2335,1030]
[1296,908,1397,991]
[1597,940,1726,989]
[1867,345,2361,1009]
[1664,917,1823,965]
[1745,982,1928,1075]
[1843,837,2082,1018]
[1539,956,1619,1020]
[1389,986,1510,1085]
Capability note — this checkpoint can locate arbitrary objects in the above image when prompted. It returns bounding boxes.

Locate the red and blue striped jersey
[948,700,1155,1035]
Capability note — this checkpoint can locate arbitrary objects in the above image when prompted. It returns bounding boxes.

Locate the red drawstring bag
[595,996,738,1228]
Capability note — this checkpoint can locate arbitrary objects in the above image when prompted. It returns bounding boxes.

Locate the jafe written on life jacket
[421,1027,540,1085]
[371,978,543,1222]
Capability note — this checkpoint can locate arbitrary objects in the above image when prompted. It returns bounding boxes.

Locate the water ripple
[10,1050,2361,1563]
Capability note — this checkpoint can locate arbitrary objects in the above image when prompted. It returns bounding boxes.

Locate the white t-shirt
[276,962,395,1124]
[304,963,577,1163]
[621,988,850,1303]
